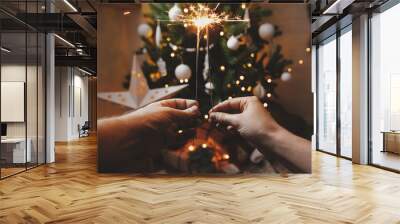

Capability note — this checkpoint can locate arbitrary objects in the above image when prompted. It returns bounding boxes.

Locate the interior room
[0,9,46,178]
[1,0,400,223]
[370,2,400,171]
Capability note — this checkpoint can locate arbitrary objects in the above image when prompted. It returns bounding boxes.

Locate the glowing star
[98,55,188,109]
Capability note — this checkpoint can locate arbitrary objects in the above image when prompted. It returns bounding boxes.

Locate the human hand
[209,96,311,173]
[118,98,200,156]
[209,96,282,148]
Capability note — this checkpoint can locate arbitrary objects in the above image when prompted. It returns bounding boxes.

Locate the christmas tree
[125,3,312,173]
[127,3,293,113]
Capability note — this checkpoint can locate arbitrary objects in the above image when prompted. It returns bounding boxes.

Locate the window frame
[315,22,353,160]
[0,1,48,180]
[367,0,400,173]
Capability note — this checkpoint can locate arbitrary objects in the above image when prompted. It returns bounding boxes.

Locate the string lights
[188,145,195,151]
[220,65,226,71]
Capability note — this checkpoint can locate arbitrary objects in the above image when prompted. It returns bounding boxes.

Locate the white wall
[1,65,26,138]
[55,67,89,141]
[1,63,46,164]
[1,65,39,138]
[73,73,89,137]
[55,67,69,141]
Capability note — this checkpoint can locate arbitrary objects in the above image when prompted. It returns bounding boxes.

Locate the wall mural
[97,3,312,174]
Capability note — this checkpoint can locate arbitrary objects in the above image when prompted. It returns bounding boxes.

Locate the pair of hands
[99,96,310,172]
[121,96,279,153]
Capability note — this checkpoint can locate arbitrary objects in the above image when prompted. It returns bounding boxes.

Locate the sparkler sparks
[177,4,246,29]
[186,4,225,28]
[193,17,215,28]
[159,4,249,30]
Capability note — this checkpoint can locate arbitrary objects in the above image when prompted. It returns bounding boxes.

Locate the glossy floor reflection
[372,150,400,171]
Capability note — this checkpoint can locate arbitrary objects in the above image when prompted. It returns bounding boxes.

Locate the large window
[316,25,353,158]
[370,3,400,171]
[317,35,337,154]
[339,28,352,158]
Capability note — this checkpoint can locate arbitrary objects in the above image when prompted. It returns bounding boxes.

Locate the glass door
[1,30,28,178]
[339,26,352,158]
[317,35,337,154]
[0,1,47,179]
[370,2,400,171]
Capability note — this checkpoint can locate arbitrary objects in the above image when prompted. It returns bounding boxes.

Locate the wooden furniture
[0,138,31,164]
[382,131,400,154]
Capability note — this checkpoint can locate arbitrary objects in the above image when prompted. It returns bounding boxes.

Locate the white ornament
[227,35,240,50]
[157,58,167,77]
[168,3,182,21]
[253,82,266,99]
[205,81,214,90]
[155,22,162,47]
[281,72,292,82]
[175,64,191,80]
[137,23,153,38]
[204,81,214,94]
[203,52,209,80]
[258,23,275,41]
[250,148,264,164]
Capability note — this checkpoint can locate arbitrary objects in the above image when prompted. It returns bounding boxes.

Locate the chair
[79,121,90,138]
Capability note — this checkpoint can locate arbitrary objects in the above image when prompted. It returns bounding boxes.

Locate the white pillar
[46,32,55,163]
[311,45,317,150]
[352,14,369,164]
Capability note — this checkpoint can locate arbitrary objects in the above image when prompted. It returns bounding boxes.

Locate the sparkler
[171,3,248,101]
[179,3,247,30]
[184,4,225,29]
[161,4,250,148]
[162,3,250,163]
[178,4,249,146]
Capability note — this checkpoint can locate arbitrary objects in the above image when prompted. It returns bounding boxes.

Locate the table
[382,131,400,154]
[1,138,31,164]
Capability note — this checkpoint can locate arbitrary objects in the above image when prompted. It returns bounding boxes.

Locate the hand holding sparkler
[209,96,311,173]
